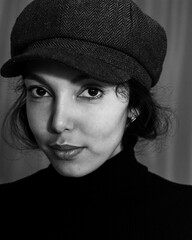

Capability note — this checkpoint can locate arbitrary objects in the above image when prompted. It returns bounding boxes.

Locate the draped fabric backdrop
[0,0,192,184]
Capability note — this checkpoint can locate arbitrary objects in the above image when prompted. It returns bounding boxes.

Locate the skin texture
[24,60,131,177]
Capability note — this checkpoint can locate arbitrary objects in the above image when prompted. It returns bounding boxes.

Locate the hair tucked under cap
[0,0,167,89]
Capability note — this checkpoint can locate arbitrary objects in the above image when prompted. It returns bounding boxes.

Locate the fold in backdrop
[0,0,192,184]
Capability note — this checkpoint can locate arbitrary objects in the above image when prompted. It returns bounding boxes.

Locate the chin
[51,161,98,178]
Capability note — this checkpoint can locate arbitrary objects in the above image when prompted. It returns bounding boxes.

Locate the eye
[27,86,50,98]
[79,87,104,100]
[87,88,100,97]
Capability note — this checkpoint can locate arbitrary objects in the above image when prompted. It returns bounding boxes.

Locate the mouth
[49,144,85,160]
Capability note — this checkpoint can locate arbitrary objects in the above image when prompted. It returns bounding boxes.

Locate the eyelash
[79,87,104,100]
[26,86,50,98]
[26,86,105,100]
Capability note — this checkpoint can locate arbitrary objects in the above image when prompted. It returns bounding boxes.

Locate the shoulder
[141,169,192,238]
[138,165,192,207]
[0,166,50,194]
[146,169,192,198]
[132,158,192,199]
[0,167,51,221]
[130,159,192,210]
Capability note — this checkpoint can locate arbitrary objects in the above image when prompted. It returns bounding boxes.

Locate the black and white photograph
[0,0,192,239]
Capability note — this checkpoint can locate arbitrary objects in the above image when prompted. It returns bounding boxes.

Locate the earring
[130,116,136,123]
[129,109,139,123]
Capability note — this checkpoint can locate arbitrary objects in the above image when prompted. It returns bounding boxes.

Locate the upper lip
[50,144,84,151]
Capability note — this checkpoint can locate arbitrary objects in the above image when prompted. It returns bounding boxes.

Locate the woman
[1,0,192,239]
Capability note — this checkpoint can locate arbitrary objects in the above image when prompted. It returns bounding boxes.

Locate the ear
[127,108,140,123]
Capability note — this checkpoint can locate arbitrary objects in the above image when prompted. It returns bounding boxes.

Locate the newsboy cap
[0,0,167,89]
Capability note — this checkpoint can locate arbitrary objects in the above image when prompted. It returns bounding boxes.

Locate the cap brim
[1,39,152,88]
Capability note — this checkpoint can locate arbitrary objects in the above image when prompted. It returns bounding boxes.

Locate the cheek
[26,102,49,142]
[81,103,128,140]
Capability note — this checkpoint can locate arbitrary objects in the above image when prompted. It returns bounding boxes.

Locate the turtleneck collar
[47,146,136,180]
[46,146,148,201]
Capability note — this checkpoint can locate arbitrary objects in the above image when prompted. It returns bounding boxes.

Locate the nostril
[51,117,74,133]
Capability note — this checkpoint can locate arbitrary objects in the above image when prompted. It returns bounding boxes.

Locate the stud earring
[130,116,137,123]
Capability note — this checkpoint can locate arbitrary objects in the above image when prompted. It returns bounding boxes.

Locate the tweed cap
[0,0,167,89]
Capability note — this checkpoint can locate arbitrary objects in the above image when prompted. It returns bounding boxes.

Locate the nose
[50,98,75,133]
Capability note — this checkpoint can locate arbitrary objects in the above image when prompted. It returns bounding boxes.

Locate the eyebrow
[24,73,49,86]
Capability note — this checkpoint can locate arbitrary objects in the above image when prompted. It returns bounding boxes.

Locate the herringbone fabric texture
[0,0,167,88]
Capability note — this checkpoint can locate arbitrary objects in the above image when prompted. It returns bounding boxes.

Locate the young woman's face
[24,61,129,177]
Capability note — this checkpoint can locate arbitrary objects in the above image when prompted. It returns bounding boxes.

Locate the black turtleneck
[46,146,146,188]
[1,146,192,239]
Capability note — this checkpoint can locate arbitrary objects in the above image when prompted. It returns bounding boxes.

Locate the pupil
[37,88,46,96]
[88,88,98,96]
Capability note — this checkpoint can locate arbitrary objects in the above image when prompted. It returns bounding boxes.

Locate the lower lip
[51,147,84,160]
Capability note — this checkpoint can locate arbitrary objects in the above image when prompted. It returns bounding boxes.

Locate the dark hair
[2,77,172,150]
[118,79,172,149]
[2,78,38,150]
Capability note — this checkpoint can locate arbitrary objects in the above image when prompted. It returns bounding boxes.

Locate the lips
[49,144,85,160]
